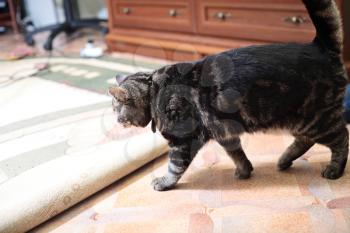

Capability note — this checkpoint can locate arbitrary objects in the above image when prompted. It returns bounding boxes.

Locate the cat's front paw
[234,162,253,179]
[151,176,177,191]
[277,158,293,171]
[322,164,343,180]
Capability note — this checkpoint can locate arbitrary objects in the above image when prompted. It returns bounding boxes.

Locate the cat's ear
[115,74,127,86]
[144,72,153,81]
[108,87,128,102]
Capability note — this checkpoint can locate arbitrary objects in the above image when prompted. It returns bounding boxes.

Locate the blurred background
[1,0,348,64]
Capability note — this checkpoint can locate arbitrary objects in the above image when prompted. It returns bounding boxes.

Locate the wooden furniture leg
[7,0,18,34]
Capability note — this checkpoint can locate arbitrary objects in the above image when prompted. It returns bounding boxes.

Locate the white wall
[25,0,64,27]
[77,0,107,20]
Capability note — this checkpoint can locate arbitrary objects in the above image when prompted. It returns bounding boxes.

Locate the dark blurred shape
[344,85,350,123]
[23,0,108,51]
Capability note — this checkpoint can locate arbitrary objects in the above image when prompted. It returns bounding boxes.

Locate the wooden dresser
[106,0,350,74]
[0,0,18,34]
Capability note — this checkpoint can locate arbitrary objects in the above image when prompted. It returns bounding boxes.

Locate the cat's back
[202,43,347,131]
[229,43,344,81]
[207,43,348,99]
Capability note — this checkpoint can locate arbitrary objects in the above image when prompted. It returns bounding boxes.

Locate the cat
[109,0,349,191]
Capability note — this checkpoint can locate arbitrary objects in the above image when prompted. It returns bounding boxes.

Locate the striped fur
[110,0,348,191]
[303,0,343,54]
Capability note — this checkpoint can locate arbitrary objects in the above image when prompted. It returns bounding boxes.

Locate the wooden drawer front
[111,0,194,33]
[196,1,316,42]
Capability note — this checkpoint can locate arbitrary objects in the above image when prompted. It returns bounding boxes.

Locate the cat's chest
[261,128,290,135]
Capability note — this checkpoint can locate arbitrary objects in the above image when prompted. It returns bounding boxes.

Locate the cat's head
[108,72,152,128]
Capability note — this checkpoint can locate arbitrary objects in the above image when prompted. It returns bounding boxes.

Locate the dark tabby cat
[109,0,348,191]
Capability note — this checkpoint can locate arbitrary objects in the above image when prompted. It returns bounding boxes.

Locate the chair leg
[43,24,68,51]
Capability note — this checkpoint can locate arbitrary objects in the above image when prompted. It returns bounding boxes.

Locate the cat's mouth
[121,121,133,128]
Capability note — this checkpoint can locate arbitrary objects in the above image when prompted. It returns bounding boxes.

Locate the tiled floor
[30,133,350,233]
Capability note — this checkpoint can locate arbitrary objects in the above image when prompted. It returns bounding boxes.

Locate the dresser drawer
[196,1,316,42]
[110,0,194,33]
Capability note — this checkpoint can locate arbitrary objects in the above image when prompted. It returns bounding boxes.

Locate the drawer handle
[122,7,131,15]
[216,12,231,21]
[169,9,178,17]
[284,16,306,25]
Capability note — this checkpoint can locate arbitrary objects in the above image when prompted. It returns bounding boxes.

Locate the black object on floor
[24,0,108,51]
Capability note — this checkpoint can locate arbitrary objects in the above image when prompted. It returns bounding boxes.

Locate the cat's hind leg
[218,137,253,179]
[314,125,349,179]
[277,136,315,170]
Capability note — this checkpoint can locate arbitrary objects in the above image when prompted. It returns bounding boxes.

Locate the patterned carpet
[34,55,163,95]
[0,55,163,183]
[0,55,168,233]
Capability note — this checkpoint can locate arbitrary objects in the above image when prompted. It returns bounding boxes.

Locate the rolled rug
[0,132,168,233]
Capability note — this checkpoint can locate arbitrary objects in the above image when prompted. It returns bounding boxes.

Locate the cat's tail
[302,0,343,55]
